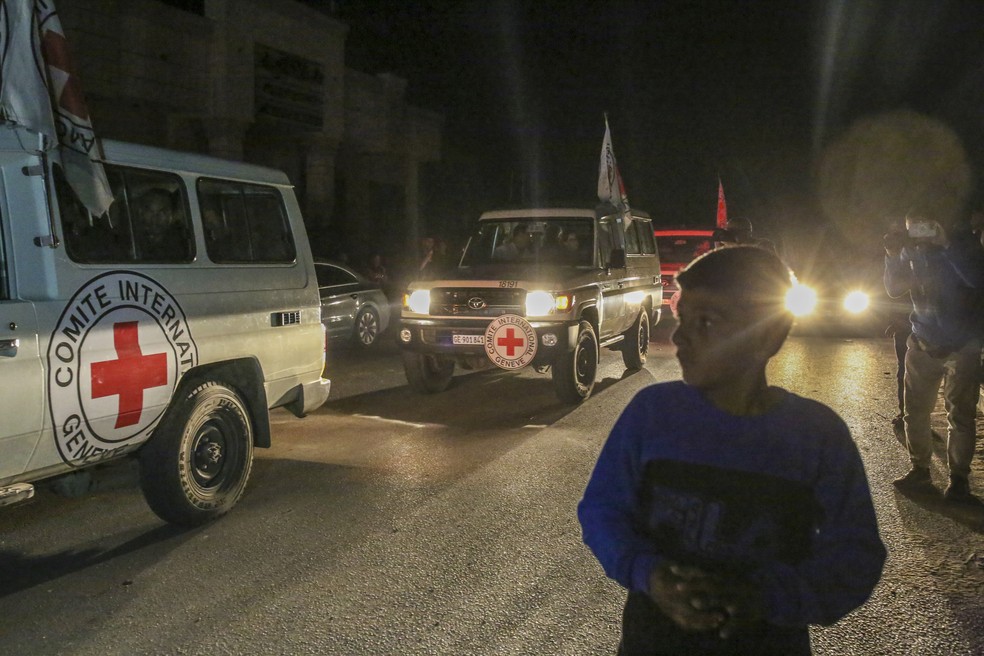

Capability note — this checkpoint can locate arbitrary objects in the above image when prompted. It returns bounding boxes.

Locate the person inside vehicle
[539,223,563,259]
[136,188,190,261]
[495,224,532,260]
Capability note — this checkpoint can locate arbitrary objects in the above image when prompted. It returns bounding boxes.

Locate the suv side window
[0,203,7,299]
[57,164,194,263]
[598,218,615,267]
[635,219,656,254]
[198,178,296,264]
[623,217,641,254]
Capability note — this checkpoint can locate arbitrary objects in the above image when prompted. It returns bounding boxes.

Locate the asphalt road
[1,321,982,655]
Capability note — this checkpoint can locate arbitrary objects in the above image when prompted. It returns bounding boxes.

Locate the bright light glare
[525,290,555,316]
[624,290,645,305]
[785,283,818,317]
[406,289,430,314]
[843,290,870,314]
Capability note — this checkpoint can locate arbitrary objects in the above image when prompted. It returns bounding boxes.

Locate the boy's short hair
[677,245,794,323]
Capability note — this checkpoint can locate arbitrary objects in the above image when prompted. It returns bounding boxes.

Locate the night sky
[325,0,984,253]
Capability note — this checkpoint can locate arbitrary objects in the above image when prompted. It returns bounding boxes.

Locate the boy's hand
[649,563,765,639]
[648,562,727,633]
[713,577,765,639]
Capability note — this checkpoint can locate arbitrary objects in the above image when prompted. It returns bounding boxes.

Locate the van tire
[354,307,381,347]
[621,307,650,370]
[139,381,254,526]
[553,320,598,404]
[403,352,454,393]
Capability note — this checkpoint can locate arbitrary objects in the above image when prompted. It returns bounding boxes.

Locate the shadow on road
[0,522,195,598]
[321,368,574,430]
[320,363,654,433]
[892,486,984,533]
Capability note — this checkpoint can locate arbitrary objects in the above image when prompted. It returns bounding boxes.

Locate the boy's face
[671,287,783,390]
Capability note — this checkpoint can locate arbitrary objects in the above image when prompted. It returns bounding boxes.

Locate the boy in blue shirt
[578,246,886,655]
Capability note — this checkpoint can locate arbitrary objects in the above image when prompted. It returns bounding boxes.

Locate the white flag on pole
[597,115,631,229]
[0,0,113,216]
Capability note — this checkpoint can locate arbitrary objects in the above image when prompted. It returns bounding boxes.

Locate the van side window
[198,178,296,264]
[56,164,193,263]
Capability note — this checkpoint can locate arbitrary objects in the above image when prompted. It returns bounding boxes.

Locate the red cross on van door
[90,321,168,428]
[497,328,525,356]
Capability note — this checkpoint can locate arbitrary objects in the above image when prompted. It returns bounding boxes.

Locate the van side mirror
[609,248,626,269]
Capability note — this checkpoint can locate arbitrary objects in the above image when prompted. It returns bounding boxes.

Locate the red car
[653,228,716,309]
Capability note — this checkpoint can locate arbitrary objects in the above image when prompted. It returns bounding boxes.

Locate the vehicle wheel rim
[575,335,597,389]
[358,312,378,344]
[639,317,649,356]
[192,421,228,489]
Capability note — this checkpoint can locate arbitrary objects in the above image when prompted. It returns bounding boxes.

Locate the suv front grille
[430,288,524,317]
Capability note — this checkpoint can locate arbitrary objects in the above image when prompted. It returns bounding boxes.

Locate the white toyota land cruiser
[398,206,663,403]
[0,123,330,525]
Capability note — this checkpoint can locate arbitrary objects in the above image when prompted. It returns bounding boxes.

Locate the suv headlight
[843,290,870,314]
[405,289,431,314]
[785,283,817,317]
[525,291,572,317]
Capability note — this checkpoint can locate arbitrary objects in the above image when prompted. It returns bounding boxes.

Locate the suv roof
[480,207,652,221]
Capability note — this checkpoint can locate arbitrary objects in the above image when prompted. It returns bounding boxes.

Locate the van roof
[101,139,292,186]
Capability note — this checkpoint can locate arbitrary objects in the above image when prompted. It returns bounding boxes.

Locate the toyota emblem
[467,297,487,310]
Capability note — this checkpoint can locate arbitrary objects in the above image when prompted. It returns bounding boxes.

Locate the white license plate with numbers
[452,334,485,345]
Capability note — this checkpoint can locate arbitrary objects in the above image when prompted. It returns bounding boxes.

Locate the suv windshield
[460,218,594,268]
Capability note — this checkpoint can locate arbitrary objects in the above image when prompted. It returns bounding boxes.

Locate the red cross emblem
[497,327,525,356]
[90,322,168,428]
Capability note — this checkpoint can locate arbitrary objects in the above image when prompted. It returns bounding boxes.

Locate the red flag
[716,178,727,228]
[0,0,113,216]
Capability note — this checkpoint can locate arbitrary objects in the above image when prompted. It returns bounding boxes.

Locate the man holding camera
[884,215,984,504]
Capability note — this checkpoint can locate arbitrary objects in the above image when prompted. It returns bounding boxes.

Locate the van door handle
[0,338,19,354]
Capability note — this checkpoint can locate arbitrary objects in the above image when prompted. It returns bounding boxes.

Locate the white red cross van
[0,123,330,526]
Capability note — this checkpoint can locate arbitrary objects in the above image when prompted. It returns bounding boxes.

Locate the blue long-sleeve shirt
[578,382,886,632]
[883,234,984,350]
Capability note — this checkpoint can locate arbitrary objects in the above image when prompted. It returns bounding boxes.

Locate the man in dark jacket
[885,215,984,503]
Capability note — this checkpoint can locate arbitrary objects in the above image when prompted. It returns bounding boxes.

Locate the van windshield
[460,218,594,268]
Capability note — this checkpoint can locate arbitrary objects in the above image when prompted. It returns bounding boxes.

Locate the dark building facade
[59,0,443,262]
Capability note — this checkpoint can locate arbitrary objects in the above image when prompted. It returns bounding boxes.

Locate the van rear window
[56,164,194,264]
[197,179,296,264]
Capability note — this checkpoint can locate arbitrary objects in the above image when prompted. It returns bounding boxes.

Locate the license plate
[452,334,485,345]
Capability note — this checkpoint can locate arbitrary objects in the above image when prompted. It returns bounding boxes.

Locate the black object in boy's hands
[649,562,764,639]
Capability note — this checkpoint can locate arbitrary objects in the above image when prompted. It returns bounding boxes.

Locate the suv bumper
[398,317,579,367]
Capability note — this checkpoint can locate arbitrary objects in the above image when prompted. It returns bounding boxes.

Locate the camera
[906,219,938,240]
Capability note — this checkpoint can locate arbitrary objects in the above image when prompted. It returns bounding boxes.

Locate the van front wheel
[139,381,254,526]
